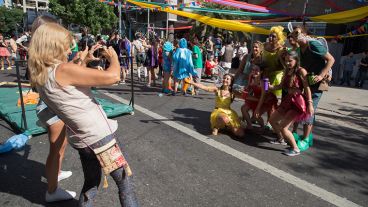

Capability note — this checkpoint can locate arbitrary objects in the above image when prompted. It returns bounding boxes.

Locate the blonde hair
[28,23,72,86]
[270,26,286,46]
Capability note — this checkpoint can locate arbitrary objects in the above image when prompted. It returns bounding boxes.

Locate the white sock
[137,67,141,78]
[143,67,148,77]
[45,187,76,203]
[58,170,72,182]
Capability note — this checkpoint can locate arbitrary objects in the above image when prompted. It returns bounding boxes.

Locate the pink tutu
[278,93,311,122]
[0,47,10,57]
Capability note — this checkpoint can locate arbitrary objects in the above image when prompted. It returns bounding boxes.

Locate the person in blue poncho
[162,41,174,94]
[172,38,197,96]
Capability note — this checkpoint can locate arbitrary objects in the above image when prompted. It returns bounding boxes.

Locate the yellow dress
[262,50,284,96]
[210,91,241,130]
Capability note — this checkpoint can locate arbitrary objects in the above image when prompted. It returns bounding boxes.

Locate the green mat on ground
[0,87,133,136]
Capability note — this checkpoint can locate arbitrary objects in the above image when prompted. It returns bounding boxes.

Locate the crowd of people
[121,26,334,157]
[3,13,368,206]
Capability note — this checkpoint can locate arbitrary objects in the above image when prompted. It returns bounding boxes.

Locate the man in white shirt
[16,31,30,50]
[237,41,248,61]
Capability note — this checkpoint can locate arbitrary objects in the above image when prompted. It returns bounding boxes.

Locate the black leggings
[77,147,139,207]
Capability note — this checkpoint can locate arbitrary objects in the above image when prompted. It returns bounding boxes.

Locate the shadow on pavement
[172,108,212,135]
[0,145,78,207]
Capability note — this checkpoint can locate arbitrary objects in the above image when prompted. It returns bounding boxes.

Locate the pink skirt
[0,47,10,57]
[278,93,310,122]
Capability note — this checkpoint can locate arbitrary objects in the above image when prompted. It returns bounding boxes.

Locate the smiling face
[268,32,278,44]
[253,43,261,55]
[287,35,297,46]
[222,74,233,87]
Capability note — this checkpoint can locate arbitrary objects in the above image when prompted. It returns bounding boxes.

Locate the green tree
[49,0,118,34]
[0,6,24,36]
[188,2,250,42]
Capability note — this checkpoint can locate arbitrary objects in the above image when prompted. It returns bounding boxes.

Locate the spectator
[0,33,11,70]
[339,52,356,86]
[355,50,368,88]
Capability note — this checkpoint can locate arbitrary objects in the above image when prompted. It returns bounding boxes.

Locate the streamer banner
[127,0,271,35]
[132,0,281,17]
[310,6,368,24]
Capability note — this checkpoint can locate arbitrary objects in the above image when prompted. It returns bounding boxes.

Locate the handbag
[93,141,132,176]
[318,73,332,91]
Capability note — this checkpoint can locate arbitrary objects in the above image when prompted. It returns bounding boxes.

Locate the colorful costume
[277,68,310,121]
[210,91,241,130]
[145,45,158,68]
[0,41,10,57]
[262,50,284,96]
[244,84,278,114]
[173,38,197,80]
[163,41,173,73]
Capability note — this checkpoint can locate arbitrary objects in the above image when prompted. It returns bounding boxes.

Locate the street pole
[166,13,169,39]
[302,0,309,26]
[118,1,122,34]
[147,0,150,39]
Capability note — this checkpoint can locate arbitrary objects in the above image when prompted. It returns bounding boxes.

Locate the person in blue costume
[162,41,174,93]
[172,38,197,95]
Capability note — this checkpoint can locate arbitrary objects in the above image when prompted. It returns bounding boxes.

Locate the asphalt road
[0,67,367,207]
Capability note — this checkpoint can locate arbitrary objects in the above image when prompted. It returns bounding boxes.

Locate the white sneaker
[58,170,72,182]
[45,187,76,202]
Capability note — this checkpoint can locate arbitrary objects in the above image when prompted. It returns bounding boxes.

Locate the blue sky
[0,0,4,6]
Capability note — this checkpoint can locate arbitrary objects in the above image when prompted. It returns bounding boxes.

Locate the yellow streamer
[310,6,368,24]
[127,0,270,35]
[128,0,368,38]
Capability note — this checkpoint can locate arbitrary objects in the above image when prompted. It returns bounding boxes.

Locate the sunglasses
[269,34,277,38]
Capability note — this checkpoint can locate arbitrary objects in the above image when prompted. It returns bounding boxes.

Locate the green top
[71,40,79,52]
[192,45,203,69]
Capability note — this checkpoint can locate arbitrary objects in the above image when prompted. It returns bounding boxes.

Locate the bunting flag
[127,0,271,35]
[309,6,368,23]
[325,19,368,39]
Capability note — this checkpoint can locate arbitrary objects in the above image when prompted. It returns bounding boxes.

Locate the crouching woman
[28,23,139,207]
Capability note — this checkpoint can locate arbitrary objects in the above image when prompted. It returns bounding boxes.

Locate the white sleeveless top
[37,64,118,148]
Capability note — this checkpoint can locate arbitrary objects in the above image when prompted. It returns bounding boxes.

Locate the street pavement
[0,66,367,207]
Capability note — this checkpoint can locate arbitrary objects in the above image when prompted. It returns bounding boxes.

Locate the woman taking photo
[28,23,139,207]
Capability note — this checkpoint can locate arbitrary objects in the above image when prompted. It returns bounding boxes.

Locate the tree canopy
[0,6,24,36]
[49,0,118,34]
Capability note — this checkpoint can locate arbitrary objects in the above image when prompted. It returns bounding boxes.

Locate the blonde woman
[28,23,139,207]
[31,15,74,203]
[262,26,286,97]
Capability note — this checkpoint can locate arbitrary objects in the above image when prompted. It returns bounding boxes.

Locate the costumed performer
[262,26,286,97]
[241,65,277,131]
[162,41,174,94]
[172,38,197,96]
[268,51,313,156]
[290,26,334,144]
[188,74,245,137]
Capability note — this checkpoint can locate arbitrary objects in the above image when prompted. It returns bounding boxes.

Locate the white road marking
[103,91,362,207]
